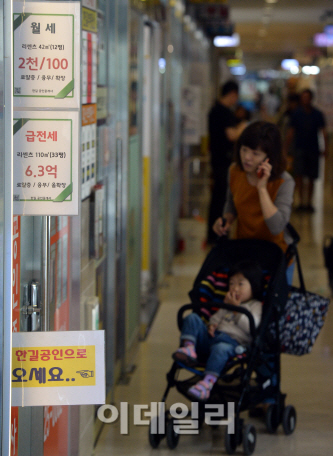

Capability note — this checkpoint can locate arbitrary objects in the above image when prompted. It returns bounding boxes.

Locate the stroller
[149,232,299,455]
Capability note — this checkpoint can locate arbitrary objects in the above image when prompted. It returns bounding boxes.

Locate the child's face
[228,273,253,303]
[240,145,267,175]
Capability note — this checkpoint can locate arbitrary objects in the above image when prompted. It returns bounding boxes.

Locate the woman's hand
[207,324,217,337]
[256,158,272,190]
[212,217,230,237]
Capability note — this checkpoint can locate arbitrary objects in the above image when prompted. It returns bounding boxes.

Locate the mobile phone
[257,168,264,178]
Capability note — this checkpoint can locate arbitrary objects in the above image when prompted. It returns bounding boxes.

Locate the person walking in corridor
[207,80,246,245]
[213,121,295,284]
[284,88,328,213]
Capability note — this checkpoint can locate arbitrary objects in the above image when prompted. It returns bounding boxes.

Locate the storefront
[0,0,210,454]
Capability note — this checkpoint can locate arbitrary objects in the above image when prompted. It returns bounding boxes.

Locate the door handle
[21,280,41,332]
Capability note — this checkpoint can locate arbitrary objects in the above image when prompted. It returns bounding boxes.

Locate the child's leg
[205,339,237,376]
[179,313,208,346]
[187,334,238,401]
[173,313,209,366]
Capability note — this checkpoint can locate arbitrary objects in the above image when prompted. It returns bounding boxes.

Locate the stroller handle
[177,302,257,340]
[286,223,300,245]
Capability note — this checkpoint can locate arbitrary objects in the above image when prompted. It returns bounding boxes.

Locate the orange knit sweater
[229,164,288,252]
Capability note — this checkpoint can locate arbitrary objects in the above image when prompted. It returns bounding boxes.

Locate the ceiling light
[158,58,166,70]
[265,0,278,3]
[213,33,240,47]
[302,66,320,75]
[290,66,300,75]
[230,65,246,76]
[314,33,333,46]
[281,59,299,70]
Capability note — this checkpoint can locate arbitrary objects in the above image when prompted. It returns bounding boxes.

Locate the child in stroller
[149,237,297,455]
[172,260,263,401]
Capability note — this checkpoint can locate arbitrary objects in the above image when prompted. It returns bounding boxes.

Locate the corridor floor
[95,182,333,455]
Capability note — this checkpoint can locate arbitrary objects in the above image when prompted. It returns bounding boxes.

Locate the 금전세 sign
[13,111,79,216]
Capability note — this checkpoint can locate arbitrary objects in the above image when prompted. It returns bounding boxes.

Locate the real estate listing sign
[13,111,79,215]
[13,2,80,109]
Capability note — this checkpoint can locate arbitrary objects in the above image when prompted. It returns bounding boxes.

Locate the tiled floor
[94,177,333,455]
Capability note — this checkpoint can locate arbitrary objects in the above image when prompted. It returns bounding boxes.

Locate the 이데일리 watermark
[97,401,235,435]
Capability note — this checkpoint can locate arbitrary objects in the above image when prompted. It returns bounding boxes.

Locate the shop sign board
[13,111,79,216]
[13,2,80,109]
[82,7,98,32]
[12,330,105,406]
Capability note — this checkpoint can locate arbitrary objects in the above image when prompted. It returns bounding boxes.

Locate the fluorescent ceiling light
[302,66,320,75]
[281,59,299,70]
[214,33,240,47]
[159,58,166,70]
[314,33,333,46]
[230,65,246,76]
[290,66,300,75]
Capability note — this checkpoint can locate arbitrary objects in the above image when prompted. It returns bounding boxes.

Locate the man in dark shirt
[207,80,246,243]
[285,88,328,212]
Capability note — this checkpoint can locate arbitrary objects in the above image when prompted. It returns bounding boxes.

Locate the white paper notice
[13,2,80,109]
[12,331,105,407]
[13,111,79,216]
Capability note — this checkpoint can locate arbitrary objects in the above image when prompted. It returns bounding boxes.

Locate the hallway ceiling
[220,0,333,70]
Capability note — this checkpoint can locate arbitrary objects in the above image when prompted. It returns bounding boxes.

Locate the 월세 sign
[13,1,80,109]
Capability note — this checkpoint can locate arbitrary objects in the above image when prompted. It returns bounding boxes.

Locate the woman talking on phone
[213,121,295,284]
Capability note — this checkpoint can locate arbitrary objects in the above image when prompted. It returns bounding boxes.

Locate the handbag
[270,244,330,356]
[278,287,329,355]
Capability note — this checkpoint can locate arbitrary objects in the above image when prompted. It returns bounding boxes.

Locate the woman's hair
[234,121,286,180]
[228,260,263,301]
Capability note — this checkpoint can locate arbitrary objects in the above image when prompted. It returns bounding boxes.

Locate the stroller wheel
[224,426,237,455]
[243,424,256,456]
[166,418,180,449]
[148,416,163,448]
[265,404,279,434]
[282,405,297,435]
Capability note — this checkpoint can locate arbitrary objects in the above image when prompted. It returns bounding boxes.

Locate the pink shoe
[187,380,212,401]
[172,346,197,367]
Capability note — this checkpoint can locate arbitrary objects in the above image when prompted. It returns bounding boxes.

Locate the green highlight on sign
[13,118,30,135]
[54,183,73,202]
[55,80,74,99]
[13,13,32,31]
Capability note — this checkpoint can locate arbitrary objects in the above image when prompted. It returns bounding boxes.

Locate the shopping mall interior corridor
[94,171,333,456]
